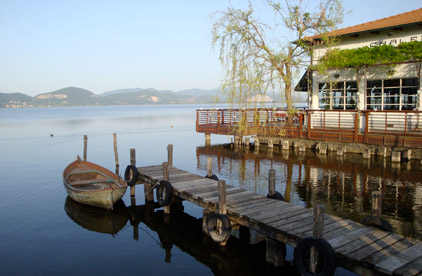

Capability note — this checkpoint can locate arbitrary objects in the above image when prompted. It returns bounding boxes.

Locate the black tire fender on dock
[266,191,285,201]
[156,180,173,206]
[206,212,231,243]
[205,174,219,181]
[294,237,337,276]
[124,165,138,186]
[361,215,393,233]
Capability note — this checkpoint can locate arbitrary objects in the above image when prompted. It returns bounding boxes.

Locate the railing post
[217,110,220,132]
[298,112,303,138]
[196,110,199,132]
[307,112,311,139]
[354,112,359,142]
[364,111,369,144]
[338,111,341,142]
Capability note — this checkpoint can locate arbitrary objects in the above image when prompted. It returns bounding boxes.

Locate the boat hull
[63,159,128,210]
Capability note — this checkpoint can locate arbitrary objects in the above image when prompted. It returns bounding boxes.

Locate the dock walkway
[138,165,422,276]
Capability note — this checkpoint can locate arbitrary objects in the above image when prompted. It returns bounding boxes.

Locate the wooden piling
[254,137,260,147]
[113,133,119,174]
[391,151,401,163]
[83,135,88,161]
[218,180,227,215]
[363,148,371,159]
[130,148,136,201]
[207,157,213,177]
[163,162,170,215]
[205,133,211,146]
[268,169,276,196]
[266,238,286,267]
[167,144,173,166]
[310,205,325,273]
[268,139,274,149]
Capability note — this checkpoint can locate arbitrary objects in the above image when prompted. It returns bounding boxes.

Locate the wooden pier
[132,161,422,276]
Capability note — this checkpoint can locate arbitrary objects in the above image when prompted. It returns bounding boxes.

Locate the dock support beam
[163,162,170,216]
[167,144,173,166]
[266,238,286,267]
[205,133,211,146]
[113,133,119,174]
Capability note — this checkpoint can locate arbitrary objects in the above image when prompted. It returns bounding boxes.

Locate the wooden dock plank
[138,165,421,276]
[393,256,422,276]
[363,237,416,267]
[328,227,375,249]
[261,206,309,225]
[204,190,254,204]
[193,186,241,200]
[230,200,285,217]
[229,197,271,208]
[347,233,406,263]
[337,229,390,256]
[376,242,422,275]
[171,178,216,189]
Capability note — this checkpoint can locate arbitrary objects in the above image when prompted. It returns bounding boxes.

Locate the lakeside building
[297,8,422,111]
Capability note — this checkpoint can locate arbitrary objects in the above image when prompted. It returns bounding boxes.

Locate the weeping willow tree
[212,0,343,128]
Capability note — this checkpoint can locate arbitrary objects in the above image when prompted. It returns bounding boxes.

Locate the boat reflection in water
[196,144,422,239]
[65,198,298,275]
[64,196,129,236]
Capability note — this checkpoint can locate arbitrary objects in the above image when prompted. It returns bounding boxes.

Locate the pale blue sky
[0,0,421,96]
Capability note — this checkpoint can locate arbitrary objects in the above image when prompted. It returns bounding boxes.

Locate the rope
[144,181,161,195]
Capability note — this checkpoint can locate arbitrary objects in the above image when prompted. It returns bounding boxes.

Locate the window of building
[318,81,358,110]
[366,78,418,110]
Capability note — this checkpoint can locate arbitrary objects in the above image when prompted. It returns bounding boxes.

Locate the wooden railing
[196,108,422,148]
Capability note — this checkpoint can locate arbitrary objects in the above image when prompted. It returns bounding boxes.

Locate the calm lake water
[1,105,420,275]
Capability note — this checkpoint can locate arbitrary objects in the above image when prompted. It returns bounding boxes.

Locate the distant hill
[0,86,220,108]
[176,88,219,97]
[0,92,32,107]
[0,86,307,108]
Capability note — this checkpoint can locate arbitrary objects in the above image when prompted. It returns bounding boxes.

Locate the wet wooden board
[137,165,422,276]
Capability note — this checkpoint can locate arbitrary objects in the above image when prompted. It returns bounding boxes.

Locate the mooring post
[130,148,136,205]
[83,135,88,161]
[310,205,325,273]
[268,169,276,196]
[113,133,119,174]
[218,180,227,215]
[218,180,228,246]
[163,162,170,215]
[207,157,213,177]
[167,144,173,167]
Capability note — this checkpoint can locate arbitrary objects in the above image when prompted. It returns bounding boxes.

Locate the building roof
[308,8,422,40]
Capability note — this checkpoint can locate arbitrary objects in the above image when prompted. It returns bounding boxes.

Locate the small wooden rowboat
[63,159,128,210]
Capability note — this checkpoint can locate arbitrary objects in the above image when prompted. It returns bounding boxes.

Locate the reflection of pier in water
[196,145,422,239]
[64,197,297,275]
